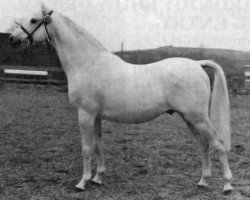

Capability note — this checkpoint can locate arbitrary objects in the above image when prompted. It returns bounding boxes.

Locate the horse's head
[9,3,53,48]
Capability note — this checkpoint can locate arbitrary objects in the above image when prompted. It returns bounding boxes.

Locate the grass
[0,84,249,200]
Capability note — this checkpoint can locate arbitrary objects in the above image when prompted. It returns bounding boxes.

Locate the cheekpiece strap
[43,10,53,25]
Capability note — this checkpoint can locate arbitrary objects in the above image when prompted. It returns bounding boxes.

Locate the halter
[20,10,53,44]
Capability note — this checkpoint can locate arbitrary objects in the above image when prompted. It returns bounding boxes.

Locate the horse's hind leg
[184,114,233,193]
[185,121,211,188]
[92,117,106,185]
[197,137,211,188]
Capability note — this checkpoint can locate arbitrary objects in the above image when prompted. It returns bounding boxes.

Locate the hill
[115,46,250,81]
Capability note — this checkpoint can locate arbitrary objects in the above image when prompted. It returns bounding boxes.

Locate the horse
[9,3,233,194]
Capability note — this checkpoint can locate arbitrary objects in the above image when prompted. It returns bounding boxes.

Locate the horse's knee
[212,140,226,153]
[82,141,96,156]
[81,146,90,156]
[78,108,96,127]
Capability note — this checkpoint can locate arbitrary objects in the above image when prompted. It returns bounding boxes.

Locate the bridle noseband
[20,10,53,44]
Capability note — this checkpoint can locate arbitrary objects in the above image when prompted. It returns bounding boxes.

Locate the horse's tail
[198,60,231,151]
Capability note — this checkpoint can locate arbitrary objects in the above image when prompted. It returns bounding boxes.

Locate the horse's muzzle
[9,35,29,49]
[9,35,21,48]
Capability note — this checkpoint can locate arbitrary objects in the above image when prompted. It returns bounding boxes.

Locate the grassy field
[0,84,249,200]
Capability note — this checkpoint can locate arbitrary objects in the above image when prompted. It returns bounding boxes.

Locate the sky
[0,0,250,52]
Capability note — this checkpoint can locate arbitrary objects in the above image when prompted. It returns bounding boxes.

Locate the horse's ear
[41,1,49,13]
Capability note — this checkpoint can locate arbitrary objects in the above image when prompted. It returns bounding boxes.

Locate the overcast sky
[0,0,250,52]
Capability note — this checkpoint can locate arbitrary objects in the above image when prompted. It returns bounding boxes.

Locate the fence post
[232,79,239,97]
[47,71,53,87]
[121,42,124,60]
[0,67,4,89]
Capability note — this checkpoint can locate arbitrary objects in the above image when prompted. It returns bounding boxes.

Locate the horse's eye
[30,18,37,24]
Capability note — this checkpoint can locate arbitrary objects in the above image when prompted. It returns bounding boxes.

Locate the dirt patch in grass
[0,84,249,200]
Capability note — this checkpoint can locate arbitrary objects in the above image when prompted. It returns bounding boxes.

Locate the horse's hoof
[92,173,104,186]
[197,176,210,189]
[92,176,103,186]
[90,180,102,186]
[197,184,209,191]
[223,189,233,195]
[75,182,87,191]
[74,186,85,193]
[198,184,207,189]
[223,183,233,195]
[197,180,209,189]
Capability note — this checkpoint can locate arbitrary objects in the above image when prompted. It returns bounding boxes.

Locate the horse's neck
[49,13,107,76]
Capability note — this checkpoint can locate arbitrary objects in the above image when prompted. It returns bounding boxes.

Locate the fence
[230,70,250,96]
[0,65,67,87]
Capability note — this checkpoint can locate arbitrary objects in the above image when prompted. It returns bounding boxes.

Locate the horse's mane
[60,14,107,52]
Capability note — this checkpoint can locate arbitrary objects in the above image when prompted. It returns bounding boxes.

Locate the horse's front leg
[75,108,96,190]
[92,117,106,184]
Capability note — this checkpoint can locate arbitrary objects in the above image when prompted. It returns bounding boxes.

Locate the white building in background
[244,65,250,88]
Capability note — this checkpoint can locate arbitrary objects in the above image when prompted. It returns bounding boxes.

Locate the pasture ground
[0,84,249,200]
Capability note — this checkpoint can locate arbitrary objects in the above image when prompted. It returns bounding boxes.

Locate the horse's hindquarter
[158,58,211,114]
